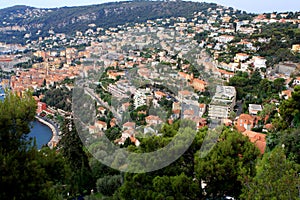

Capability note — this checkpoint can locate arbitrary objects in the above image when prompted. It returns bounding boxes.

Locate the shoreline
[35,116,60,148]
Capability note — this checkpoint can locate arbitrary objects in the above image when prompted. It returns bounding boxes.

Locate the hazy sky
[0,0,299,13]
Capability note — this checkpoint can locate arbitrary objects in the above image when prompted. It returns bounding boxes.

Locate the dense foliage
[58,119,95,197]
[0,92,299,199]
[241,147,300,199]
[228,70,286,114]
[42,86,72,111]
[254,23,300,66]
[0,92,69,199]
[0,1,219,44]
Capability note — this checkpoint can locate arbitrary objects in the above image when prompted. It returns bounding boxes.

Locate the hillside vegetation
[0,1,219,44]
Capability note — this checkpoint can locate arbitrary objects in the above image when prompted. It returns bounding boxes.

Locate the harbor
[28,120,52,149]
[34,115,60,149]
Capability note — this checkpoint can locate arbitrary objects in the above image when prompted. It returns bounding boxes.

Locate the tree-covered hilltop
[0,1,221,44]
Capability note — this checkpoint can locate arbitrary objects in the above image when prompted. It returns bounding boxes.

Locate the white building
[216,35,235,43]
[208,86,236,119]
[248,104,263,115]
[234,53,249,63]
[253,56,267,69]
[134,88,151,109]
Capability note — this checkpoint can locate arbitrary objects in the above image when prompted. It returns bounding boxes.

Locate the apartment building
[208,85,236,119]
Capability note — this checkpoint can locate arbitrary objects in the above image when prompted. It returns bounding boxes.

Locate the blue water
[0,83,52,148]
[0,84,51,148]
[28,120,53,149]
[0,86,4,101]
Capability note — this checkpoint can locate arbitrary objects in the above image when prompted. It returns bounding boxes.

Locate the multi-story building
[107,80,135,98]
[107,84,127,98]
[133,88,152,109]
[208,85,236,120]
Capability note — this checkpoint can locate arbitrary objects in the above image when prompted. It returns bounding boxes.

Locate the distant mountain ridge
[0,1,222,44]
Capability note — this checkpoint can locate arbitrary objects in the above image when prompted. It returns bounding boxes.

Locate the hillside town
[0,4,300,154]
[1,1,300,199]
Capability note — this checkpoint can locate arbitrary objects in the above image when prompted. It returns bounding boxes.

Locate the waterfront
[28,120,53,149]
[0,85,5,101]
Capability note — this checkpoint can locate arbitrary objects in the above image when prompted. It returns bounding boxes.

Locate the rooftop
[214,85,236,100]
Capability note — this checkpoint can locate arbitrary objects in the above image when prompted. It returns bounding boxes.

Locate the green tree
[152,172,200,200]
[241,147,300,199]
[249,70,262,86]
[275,86,300,129]
[59,119,95,197]
[279,129,300,164]
[195,128,260,199]
[259,103,276,122]
[0,91,36,152]
[273,78,286,93]
[0,91,69,200]
[115,120,204,199]
[96,175,122,196]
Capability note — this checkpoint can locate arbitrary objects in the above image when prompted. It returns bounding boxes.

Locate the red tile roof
[242,130,266,154]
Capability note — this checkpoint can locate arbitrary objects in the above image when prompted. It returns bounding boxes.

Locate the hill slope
[0,1,219,44]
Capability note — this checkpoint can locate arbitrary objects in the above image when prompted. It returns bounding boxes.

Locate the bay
[28,120,53,149]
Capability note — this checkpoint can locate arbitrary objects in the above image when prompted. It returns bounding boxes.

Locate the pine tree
[58,118,95,197]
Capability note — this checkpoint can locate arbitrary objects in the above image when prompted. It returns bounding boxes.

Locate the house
[183,109,195,119]
[222,16,231,23]
[110,118,117,127]
[293,77,300,86]
[123,122,136,130]
[130,136,140,147]
[292,44,300,53]
[219,62,238,72]
[145,115,163,125]
[234,53,249,63]
[185,116,207,129]
[178,72,193,81]
[121,102,131,112]
[154,91,167,100]
[95,120,107,131]
[253,56,267,69]
[216,35,235,43]
[178,90,192,101]
[197,118,207,129]
[242,130,266,154]
[37,102,47,114]
[263,123,273,132]
[199,104,206,116]
[107,71,125,80]
[236,40,254,50]
[138,67,150,78]
[280,90,292,99]
[172,102,181,110]
[121,129,134,138]
[114,129,140,147]
[171,109,181,120]
[89,126,96,134]
[98,106,106,115]
[218,69,235,80]
[191,79,207,92]
[248,104,263,115]
[239,63,250,72]
[235,114,259,132]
